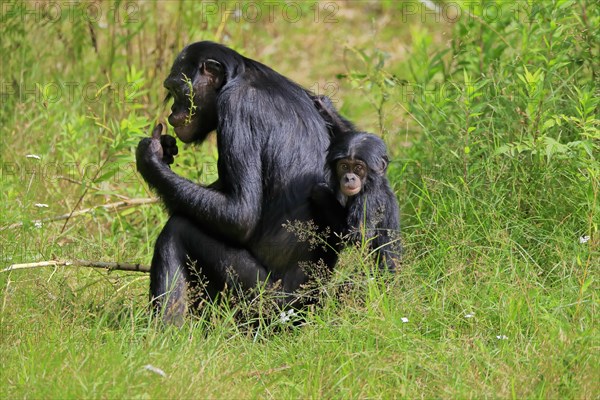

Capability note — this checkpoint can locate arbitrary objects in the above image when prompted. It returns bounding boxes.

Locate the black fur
[136,42,337,323]
[311,105,401,271]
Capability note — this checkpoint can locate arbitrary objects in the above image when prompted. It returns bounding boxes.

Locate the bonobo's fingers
[145,123,164,160]
[160,134,178,165]
[151,123,163,140]
[312,94,334,111]
[311,95,355,136]
[161,135,177,153]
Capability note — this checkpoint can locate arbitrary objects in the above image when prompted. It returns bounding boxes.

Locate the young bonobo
[311,96,401,271]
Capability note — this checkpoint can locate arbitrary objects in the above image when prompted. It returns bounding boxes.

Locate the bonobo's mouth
[168,111,200,143]
[341,185,361,197]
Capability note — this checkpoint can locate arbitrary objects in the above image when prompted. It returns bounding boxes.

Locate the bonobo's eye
[354,165,364,174]
[339,163,349,171]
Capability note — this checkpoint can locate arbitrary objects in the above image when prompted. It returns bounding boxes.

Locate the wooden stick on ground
[1,260,150,273]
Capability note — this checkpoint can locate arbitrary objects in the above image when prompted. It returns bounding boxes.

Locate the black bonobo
[311,96,401,272]
[136,42,337,324]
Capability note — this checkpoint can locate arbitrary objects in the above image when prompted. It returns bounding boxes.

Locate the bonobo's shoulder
[218,80,270,114]
[221,78,315,119]
[220,75,269,100]
[223,65,306,97]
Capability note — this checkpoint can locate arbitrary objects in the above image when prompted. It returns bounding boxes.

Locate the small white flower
[579,235,590,244]
[465,313,475,318]
[496,335,508,340]
[279,312,290,323]
[26,154,41,160]
[143,364,167,377]
[34,221,42,229]
[34,203,49,208]
[401,317,409,323]
[279,309,297,324]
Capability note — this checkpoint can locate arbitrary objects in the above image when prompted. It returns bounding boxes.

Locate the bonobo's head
[328,132,389,197]
[163,42,239,143]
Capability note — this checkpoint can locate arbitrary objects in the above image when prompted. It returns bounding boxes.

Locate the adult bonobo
[136,42,336,324]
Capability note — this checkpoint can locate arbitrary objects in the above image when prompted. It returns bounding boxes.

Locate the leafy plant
[181,72,197,125]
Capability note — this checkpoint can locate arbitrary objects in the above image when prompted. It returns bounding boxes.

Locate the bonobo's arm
[136,124,261,244]
[310,182,347,235]
[370,189,401,273]
[312,95,355,137]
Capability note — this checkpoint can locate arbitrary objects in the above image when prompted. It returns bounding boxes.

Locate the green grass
[1,1,598,398]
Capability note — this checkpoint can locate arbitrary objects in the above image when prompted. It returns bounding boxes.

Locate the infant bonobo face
[336,158,367,197]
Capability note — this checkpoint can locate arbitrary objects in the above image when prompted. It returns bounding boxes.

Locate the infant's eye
[354,165,363,173]
[340,163,349,171]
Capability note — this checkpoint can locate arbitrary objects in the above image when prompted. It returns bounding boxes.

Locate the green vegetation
[1,1,598,398]
[180,72,197,125]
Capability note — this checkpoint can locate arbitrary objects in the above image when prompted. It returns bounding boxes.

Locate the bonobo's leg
[150,214,271,325]
[372,231,401,273]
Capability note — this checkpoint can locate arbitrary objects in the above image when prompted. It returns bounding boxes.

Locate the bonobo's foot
[151,292,188,327]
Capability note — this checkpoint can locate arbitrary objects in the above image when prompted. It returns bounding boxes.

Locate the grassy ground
[1,1,598,398]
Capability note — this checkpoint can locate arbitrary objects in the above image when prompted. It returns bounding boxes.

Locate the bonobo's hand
[136,123,179,183]
[135,124,178,172]
[137,123,164,165]
[310,182,334,204]
[310,182,346,235]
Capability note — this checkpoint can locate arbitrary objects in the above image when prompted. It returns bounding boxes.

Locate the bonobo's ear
[375,155,389,176]
[200,59,225,88]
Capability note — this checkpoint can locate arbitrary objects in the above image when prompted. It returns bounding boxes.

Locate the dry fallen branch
[1,197,159,230]
[1,260,150,273]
